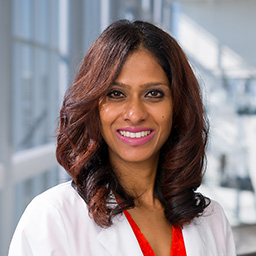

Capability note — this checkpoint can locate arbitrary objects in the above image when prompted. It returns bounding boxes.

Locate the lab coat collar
[96,213,143,256]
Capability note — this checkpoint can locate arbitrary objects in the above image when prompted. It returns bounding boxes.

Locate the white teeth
[119,130,151,138]
[136,132,141,138]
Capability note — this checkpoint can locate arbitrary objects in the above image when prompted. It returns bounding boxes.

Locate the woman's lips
[116,127,155,146]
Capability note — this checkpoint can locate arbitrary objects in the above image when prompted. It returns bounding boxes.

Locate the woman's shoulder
[20,180,93,227]
[31,180,80,204]
[32,180,77,200]
[9,181,101,256]
[20,181,79,215]
[14,181,88,227]
[201,199,228,223]
[182,199,236,255]
[185,199,231,234]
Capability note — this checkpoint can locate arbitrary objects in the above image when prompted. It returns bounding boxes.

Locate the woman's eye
[146,89,164,98]
[107,90,125,99]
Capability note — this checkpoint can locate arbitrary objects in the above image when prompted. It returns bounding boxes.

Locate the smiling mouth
[118,130,152,138]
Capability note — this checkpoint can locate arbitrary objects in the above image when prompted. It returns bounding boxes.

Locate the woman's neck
[110,155,160,207]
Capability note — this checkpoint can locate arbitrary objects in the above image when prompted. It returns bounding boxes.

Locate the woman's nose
[123,99,148,124]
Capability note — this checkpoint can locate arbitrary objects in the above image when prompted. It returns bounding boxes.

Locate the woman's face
[99,49,173,166]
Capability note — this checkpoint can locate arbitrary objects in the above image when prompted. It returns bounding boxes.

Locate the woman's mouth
[116,128,155,146]
[118,130,152,138]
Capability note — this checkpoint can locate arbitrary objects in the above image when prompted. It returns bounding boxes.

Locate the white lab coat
[8,181,236,256]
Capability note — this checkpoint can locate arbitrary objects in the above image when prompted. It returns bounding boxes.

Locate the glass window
[34,0,49,44]
[12,1,60,152]
[13,0,33,39]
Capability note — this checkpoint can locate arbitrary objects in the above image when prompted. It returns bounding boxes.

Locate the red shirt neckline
[123,210,187,256]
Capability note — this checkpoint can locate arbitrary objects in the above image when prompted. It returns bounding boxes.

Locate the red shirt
[124,210,187,256]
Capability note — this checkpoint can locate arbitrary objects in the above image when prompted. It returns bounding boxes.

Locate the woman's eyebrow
[111,82,131,89]
[139,82,169,88]
[112,82,169,88]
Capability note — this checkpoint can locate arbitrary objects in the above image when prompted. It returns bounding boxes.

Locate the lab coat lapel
[182,222,207,255]
[97,213,143,256]
[182,216,218,256]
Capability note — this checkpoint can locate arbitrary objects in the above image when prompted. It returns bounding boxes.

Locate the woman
[9,20,236,256]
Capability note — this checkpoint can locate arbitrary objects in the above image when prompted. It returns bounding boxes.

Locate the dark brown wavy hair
[56,19,210,228]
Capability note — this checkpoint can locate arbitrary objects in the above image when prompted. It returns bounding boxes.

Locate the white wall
[180,0,256,68]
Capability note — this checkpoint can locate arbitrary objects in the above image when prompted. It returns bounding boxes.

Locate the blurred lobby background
[0,0,256,255]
